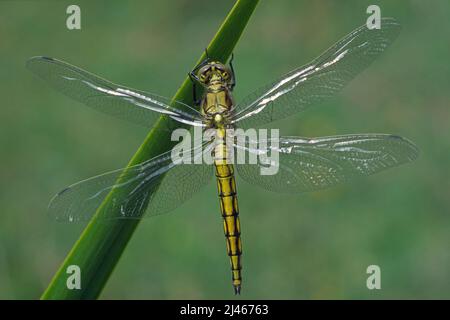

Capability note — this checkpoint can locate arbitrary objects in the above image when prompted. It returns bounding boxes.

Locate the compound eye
[198,65,211,76]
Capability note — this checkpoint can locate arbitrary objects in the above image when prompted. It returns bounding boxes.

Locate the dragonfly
[27,18,418,295]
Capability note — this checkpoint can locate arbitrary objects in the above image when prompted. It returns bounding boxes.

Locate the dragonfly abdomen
[214,140,242,295]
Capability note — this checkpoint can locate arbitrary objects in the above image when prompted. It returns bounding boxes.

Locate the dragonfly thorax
[194,60,235,129]
[201,88,234,129]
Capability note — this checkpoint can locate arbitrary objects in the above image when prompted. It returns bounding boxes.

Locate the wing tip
[28,55,54,61]
[56,186,71,196]
[357,17,401,41]
[48,186,80,223]
[26,56,55,69]
[388,134,420,161]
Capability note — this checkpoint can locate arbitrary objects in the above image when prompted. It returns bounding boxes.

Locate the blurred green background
[0,0,449,299]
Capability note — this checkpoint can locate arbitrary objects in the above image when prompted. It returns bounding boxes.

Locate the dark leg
[193,49,211,74]
[188,49,212,106]
[229,53,236,90]
[188,72,201,106]
[229,52,235,69]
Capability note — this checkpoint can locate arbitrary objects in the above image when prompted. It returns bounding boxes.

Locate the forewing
[232,18,401,128]
[235,134,418,193]
[27,56,204,129]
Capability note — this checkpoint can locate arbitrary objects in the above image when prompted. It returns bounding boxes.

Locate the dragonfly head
[197,61,233,89]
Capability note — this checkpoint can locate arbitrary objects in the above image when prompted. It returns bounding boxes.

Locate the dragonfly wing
[232,18,401,129]
[234,134,418,193]
[49,141,214,222]
[27,56,204,129]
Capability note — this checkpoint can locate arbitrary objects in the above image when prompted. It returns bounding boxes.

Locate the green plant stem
[41,0,259,300]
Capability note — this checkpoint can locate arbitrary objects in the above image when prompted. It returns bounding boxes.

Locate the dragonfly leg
[188,72,197,105]
[188,72,202,107]
[188,51,212,106]
[191,50,211,75]
[229,53,236,90]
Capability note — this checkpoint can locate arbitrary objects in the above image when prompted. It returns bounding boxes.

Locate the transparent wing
[27,56,204,129]
[232,18,401,129]
[49,141,214,222]
[234,134,418,193]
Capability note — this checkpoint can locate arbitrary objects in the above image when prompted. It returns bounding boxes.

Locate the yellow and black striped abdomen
[214,140,242,294]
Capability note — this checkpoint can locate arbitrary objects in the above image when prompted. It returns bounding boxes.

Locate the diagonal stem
[41,0,259,300]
